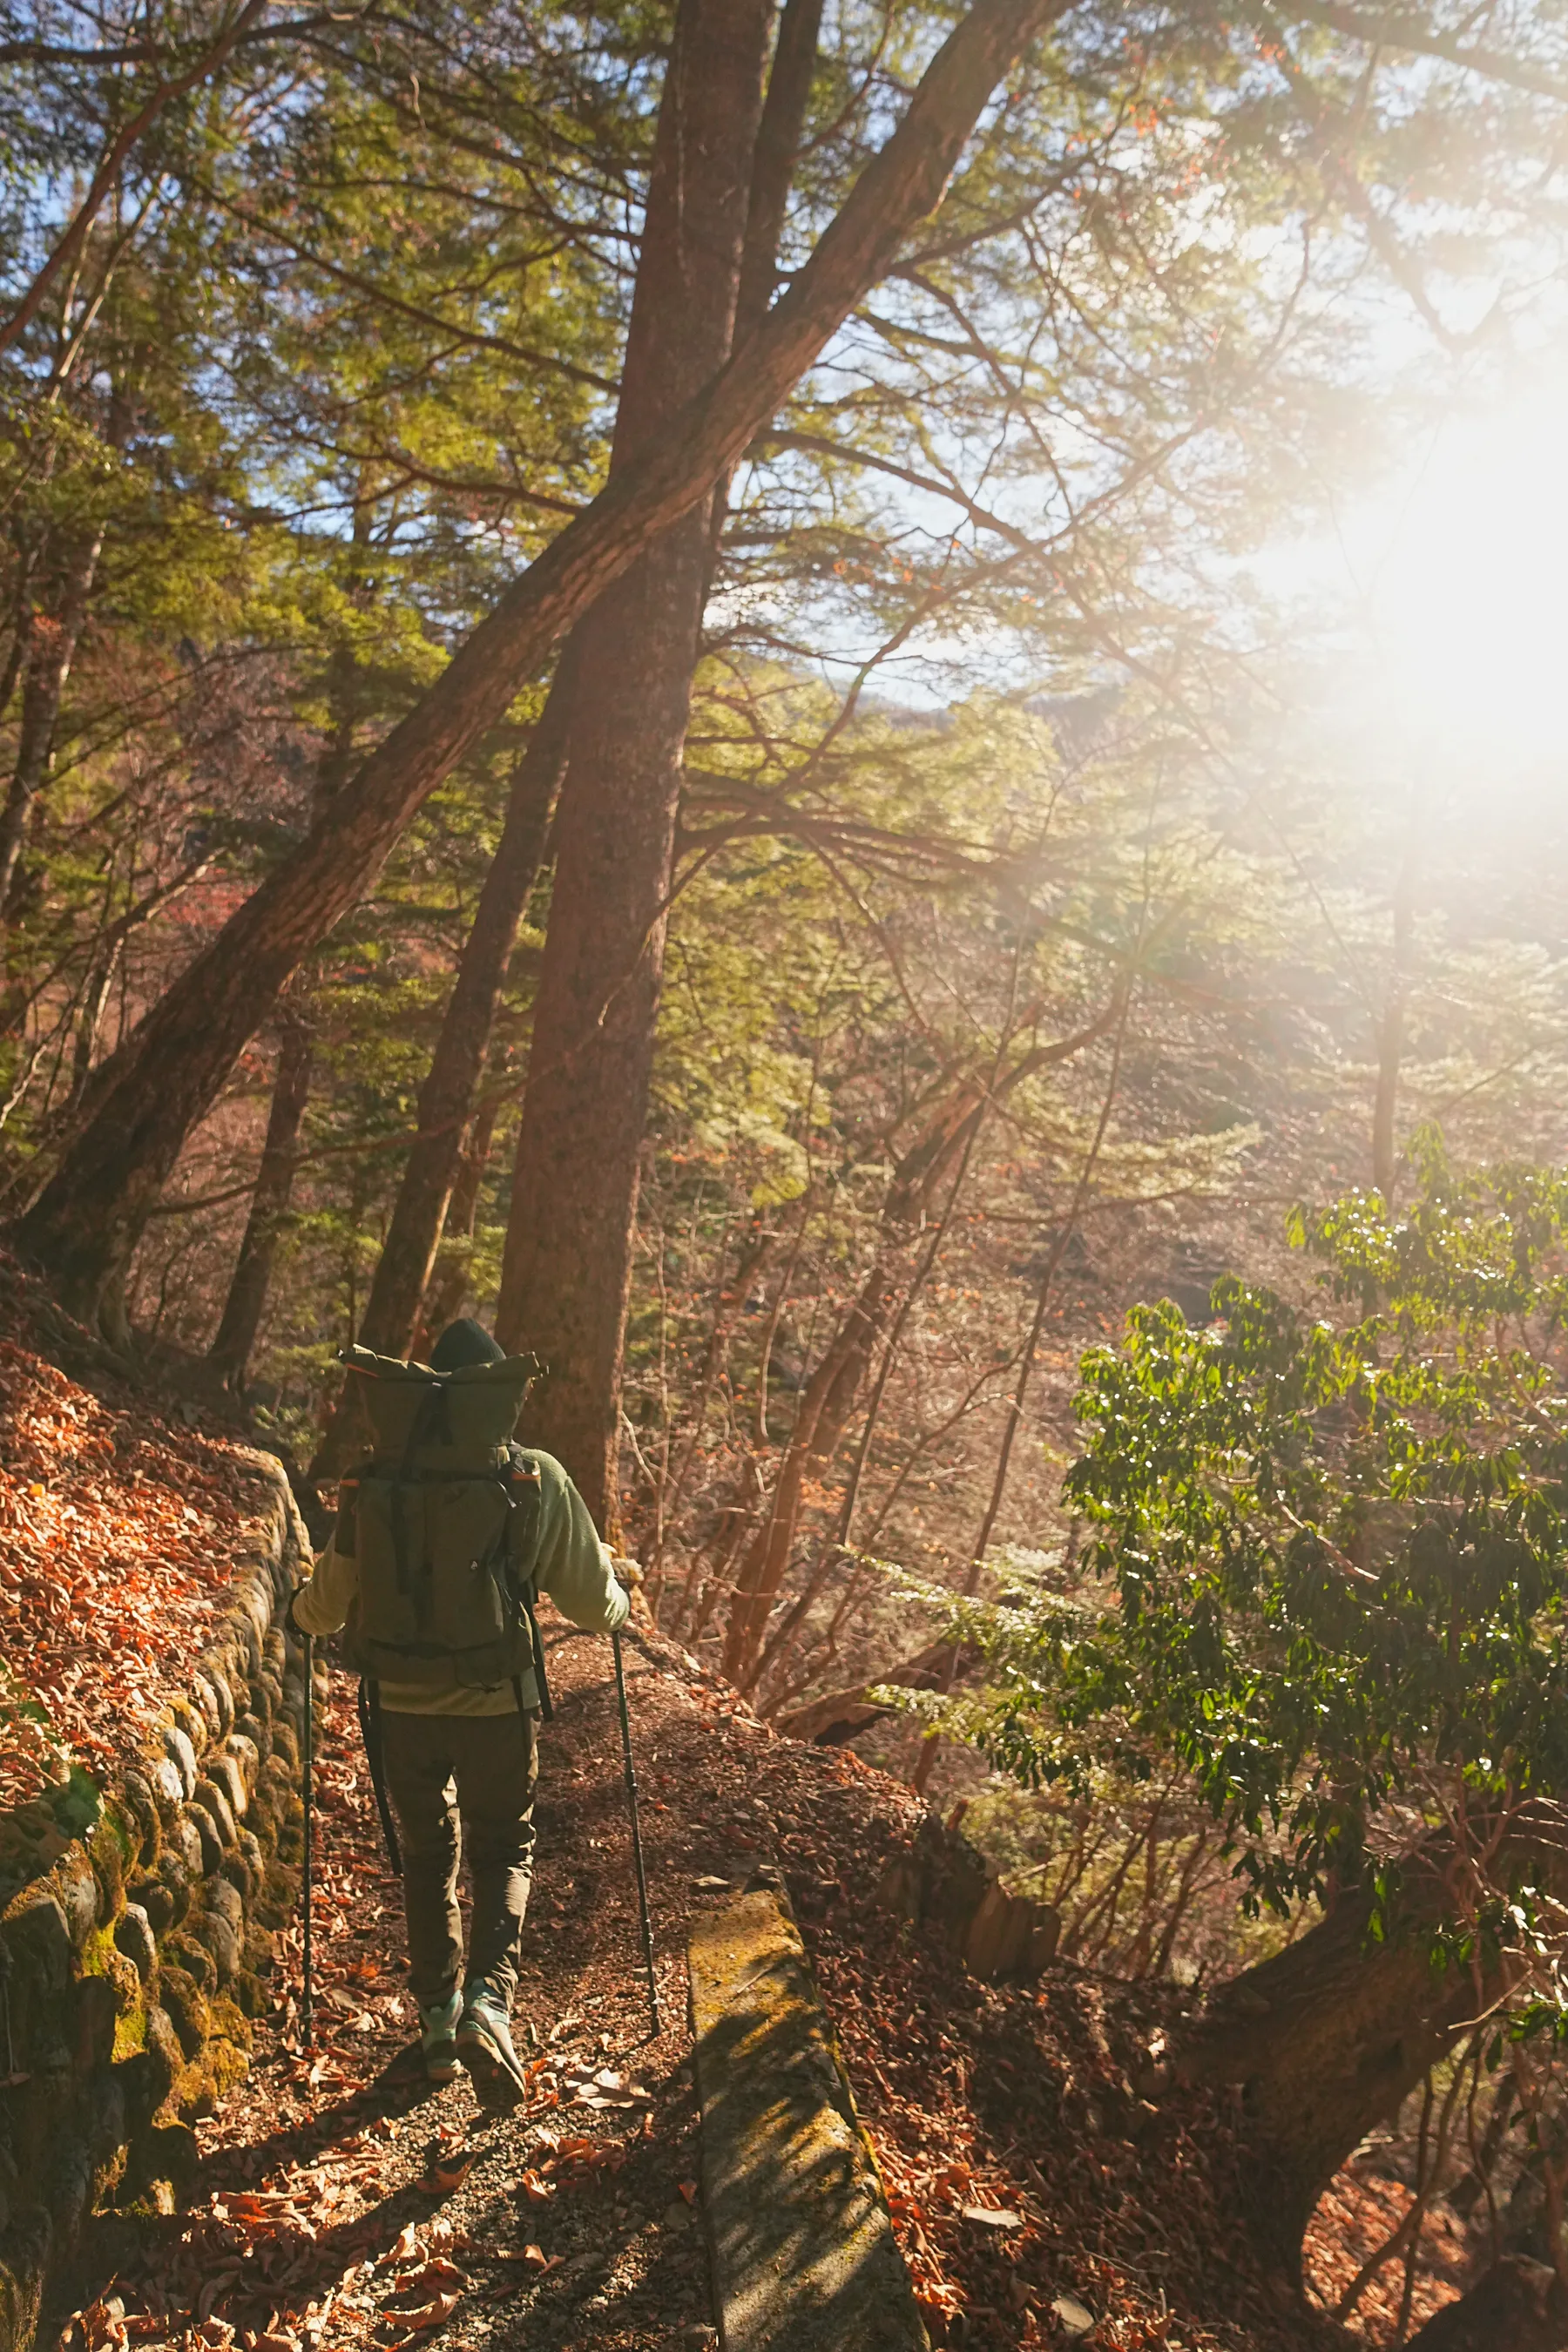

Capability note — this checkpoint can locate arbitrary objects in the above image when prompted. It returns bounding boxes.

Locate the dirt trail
[50,1619,720,2352]
[50,1605,1355,2352]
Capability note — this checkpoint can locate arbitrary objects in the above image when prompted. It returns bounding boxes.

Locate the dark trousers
[381,1708,539,2008]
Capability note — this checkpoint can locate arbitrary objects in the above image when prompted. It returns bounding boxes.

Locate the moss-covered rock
[116,1774,160,1867]
[253,1859,299,1932]
[166,1929,217,1993]
[140,2004,183,2114]
[207,1994,253,2055]
[125,1876,174,1936]
[113,1905,156,1984]
[158,1961,212,2058]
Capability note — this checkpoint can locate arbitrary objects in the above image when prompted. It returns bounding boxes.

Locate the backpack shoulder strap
[503,1447,551,1721]
[332,1456,375,1558]
[503,1446,545,1584]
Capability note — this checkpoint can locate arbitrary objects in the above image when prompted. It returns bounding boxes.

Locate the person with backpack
[287,1316,631,2111]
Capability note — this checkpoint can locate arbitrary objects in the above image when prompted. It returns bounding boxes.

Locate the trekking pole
[301,1629,314,2051]
[612,1631,661,2038]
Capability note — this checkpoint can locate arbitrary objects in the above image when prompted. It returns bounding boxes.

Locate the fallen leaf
[417,2155,475,2195]
[959,2204,1022,2231]
[402,2260,467,2293]
[522,2246,561,2274]
[381,2289,459,2334]
[198,2274,242,2322]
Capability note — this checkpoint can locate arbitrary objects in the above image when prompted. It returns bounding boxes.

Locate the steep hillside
[45,1611,1357,2352]
[0,1277,1472,2352]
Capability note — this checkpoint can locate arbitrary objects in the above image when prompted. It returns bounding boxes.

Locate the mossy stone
[55,1851,100,1954]
[232,1969,267,2020]
[242,1926,276,1978]
[141,2004,183,2112]
[164,1931,217,1995]
[208,1993,253,2053]
[112,1997,149,2065]
[155,1851,193,1926]
[88,1816,127,1917]
[253,1861,300,1932]
[127,1876,175,1936]
[159,1963,213,2058]
[235,1712,273,1761]
[118,1772,161,1865]
[169,1699,208,1762]
[189,1906,241,1985]
[115,1903,158,1983]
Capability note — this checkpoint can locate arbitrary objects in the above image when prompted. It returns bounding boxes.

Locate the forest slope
[53,1612,1355,2352]
[0,1274,1484,2352]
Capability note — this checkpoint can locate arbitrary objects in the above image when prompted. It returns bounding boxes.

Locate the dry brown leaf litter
[47,1613,1475,2352]
[0,1276,1476,2351]
[0,1253,274,1814]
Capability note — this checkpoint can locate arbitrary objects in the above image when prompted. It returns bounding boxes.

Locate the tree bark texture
[1176,1860,1494,2275]
[349,679,568,1359]
[720,1012,1113,1686]
[10,0,1060,1328]
[414,1096,499,1354]
[206,1012,314,1389]
[736,0,827,337]
[705,0,827,565]
[1405,2259,1565,2349]
[0,524,104,931]
[493,0,776,1524]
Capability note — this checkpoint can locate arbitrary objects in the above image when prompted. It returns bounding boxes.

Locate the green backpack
[332,1344,551,1708]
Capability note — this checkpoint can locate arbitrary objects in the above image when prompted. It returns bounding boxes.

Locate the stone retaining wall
[0,1456,310,2352]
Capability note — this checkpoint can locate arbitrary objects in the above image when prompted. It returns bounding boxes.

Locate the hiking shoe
[456,1982,528,2112]
[419,1990,463,2085]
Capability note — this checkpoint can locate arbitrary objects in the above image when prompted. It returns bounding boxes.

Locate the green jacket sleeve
[290,1533,359,1637]
[530,1450,630,1632]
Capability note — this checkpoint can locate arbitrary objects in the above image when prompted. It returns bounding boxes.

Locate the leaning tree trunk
[1174,1855,1499,2279]
[413,1097,499,1355]
[8,0,1060,1333]
[206,1013,314,1390]
[493,0,775,1523]
[309,680,569,1480]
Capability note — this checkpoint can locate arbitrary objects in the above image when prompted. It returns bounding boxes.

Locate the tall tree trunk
[0,524,104,936]
[341,680,568,1364]
[414,1097,499,1355]
[720,1012,1112,1685]
[8,0,1061,1332]
[705,0,826,564]
[493,0,776,1524]
[206,1013,314,1390]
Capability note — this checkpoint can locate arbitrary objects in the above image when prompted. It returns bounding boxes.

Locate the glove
[615,1555,646,1592]
[284,1585,309,1639]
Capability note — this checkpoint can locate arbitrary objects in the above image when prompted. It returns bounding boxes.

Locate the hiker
[287,1316,631,2110]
